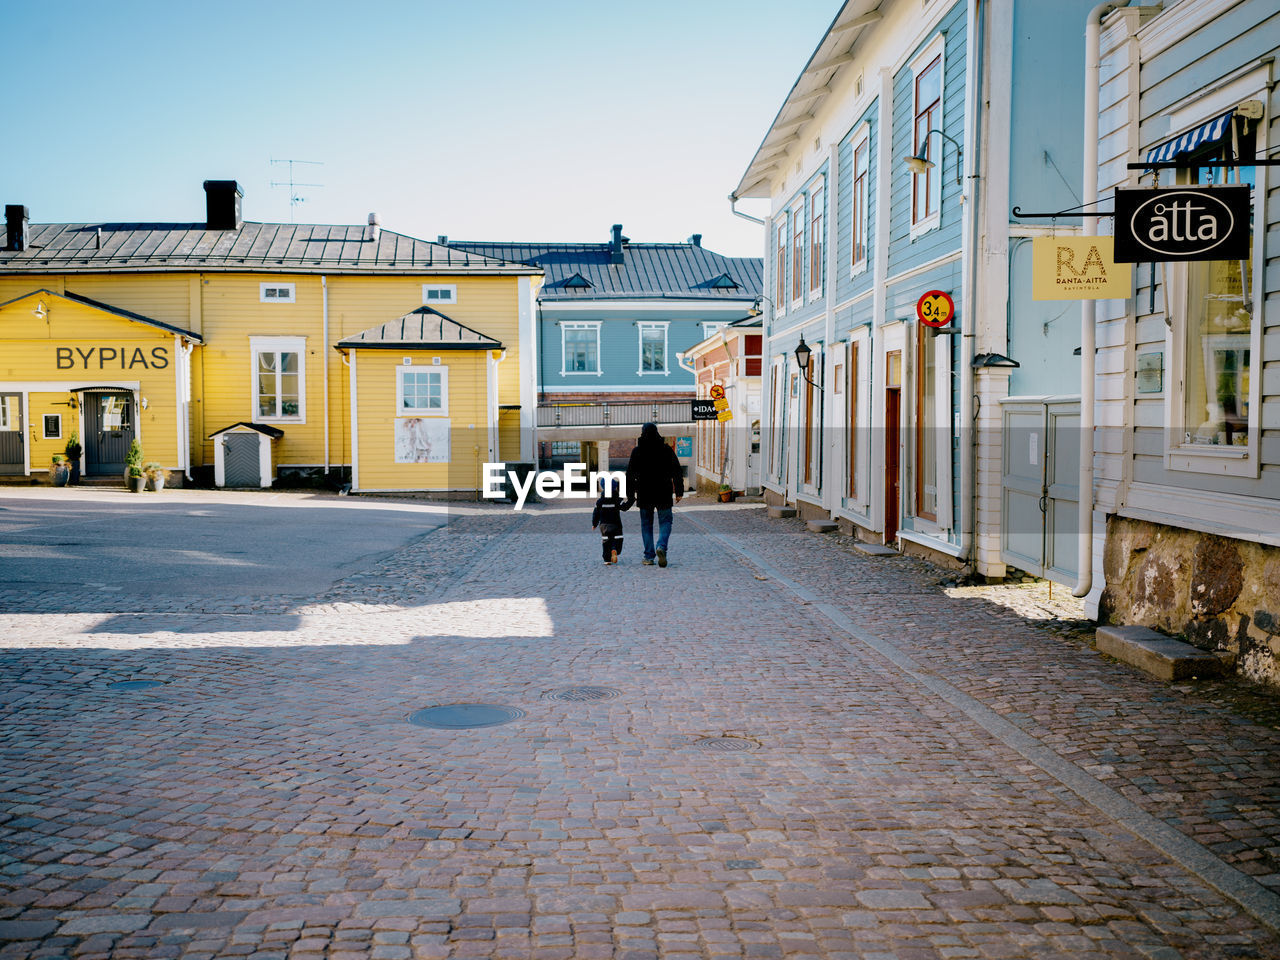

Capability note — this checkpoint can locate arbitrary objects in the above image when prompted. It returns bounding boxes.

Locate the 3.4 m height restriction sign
[916,290,954,328]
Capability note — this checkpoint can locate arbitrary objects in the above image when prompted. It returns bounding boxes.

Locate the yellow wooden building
[0,183,541,494]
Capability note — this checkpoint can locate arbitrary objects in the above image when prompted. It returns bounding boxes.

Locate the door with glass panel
[0,394,23,474]
[85,391,134,475]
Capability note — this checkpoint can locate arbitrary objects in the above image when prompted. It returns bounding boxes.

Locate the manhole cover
[408,703,525,729]
[543,686,621,703]
[691,736,760,752]
[108,680,164,691]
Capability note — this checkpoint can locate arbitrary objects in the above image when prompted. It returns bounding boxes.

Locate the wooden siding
[353,350,489,492]
[834,100,879,310]
[886,1,967,277]
[0,296,181,468]
[1094,2,1279,526]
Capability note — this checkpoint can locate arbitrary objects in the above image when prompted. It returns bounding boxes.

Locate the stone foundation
[1100,515,1279,687]
[793,498,830,523]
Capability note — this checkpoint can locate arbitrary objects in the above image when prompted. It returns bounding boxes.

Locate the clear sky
[2,0,838,258]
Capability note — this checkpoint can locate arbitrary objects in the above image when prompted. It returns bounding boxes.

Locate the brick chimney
[203,180,243,230]
[5,205,29,251]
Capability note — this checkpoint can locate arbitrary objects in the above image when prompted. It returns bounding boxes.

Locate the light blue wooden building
[451,229,761,470]
[1085,0,1280,685]
[732,0,1104,581]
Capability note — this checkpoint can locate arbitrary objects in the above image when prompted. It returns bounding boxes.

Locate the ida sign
[1113,186,1250,263]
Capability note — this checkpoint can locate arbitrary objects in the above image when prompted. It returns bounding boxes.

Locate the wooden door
[85,392,134,475]
[0,394,23,474]
[884,386,901,544]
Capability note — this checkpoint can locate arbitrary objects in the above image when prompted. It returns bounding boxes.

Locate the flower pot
[718,490,733,503]
[52,463,69,487]
[69,463,81,485]
[130,475,146,493]
[149,476,165,492]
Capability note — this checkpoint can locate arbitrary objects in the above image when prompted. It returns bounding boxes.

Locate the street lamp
[794,336,821,389]
[903,128,963,186]
[746,295,777,318]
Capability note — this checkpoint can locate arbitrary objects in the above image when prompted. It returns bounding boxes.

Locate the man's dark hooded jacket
[625,423,684,509]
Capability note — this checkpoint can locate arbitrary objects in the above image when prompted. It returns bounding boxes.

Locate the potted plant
[718,483,734,503]
[144,463,167,492]
[50,454,69,487]
[64,433,82,484]
[125,439,144,491]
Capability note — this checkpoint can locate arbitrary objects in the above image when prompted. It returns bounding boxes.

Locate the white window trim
[702,321,729,339]
[849,124,872,277]
[43,413,62,440]
[908,33,946,241]
[250,335,307,423]
[561,321,603,376]
[808,176,825,302]
[1159,89,1266,480]
[396,365,449,418]
[259,282,296,303]
[790,198,806,311]
[422,284,458,305]
[775,218,789,319]
[637,322,670,376]
[843,329,872,511]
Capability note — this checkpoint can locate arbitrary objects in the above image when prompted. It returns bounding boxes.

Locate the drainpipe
[958,0,986,569]
[181,339,195,481]
[322,275,330,476]
[728,194,766,225]
[1074,1,1124,599]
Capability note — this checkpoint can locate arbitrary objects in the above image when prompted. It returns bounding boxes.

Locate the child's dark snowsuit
[592,490,633,563]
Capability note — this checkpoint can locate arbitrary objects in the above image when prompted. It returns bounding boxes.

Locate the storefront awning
[1145,109,1235,165]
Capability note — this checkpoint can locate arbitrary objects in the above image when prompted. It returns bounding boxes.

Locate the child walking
[592,479,633,565]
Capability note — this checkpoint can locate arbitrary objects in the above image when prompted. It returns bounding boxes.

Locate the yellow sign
[1032,236,1131,300]
[711,383,731,420]
[716,409,733,422]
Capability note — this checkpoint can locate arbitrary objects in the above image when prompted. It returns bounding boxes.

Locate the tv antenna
[270,158,324,221]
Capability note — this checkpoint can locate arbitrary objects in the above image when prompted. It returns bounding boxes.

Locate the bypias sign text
[1113,186,1250,263]
[55,346,170,370]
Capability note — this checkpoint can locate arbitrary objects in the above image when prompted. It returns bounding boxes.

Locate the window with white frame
[775,218,788,313]
[851,133,870,271]
[910,37,945,232]
[702,322,729,339]
[43,414,61,439]
[251,336,305,421]
[639,322,668,374]
[259,282,296,303]
[397,366,448,416]
[562,323,600,374]
[791,199,806,305]
[0,396,13,430]
[1168,119,1262,475]
[423,284,457,305]
[809,183,824,298]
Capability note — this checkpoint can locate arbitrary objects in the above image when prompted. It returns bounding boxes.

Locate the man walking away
[625,422,684,567]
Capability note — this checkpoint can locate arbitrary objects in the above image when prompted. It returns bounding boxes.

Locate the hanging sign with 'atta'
[1113,186,1251,262]
[1031,236,1131,300]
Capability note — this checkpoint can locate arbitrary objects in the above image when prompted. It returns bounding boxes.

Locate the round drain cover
[692,736,760,752]
[544,686,620,703]
[408,703,525,729]
[108,680,164,691]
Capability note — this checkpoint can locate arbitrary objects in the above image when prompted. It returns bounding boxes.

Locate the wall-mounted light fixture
[746,295,777,319]
[903,128,963,186]
[794,336,822,389]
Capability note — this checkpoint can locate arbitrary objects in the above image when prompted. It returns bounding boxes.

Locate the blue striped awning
[1145,109,1235,165]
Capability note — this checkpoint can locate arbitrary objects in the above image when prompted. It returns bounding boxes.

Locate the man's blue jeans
[639,507,672,560]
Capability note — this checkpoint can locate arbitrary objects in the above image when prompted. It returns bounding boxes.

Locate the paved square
[2,492,1279,959]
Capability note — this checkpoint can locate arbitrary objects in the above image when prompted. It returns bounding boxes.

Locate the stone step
[767,506,796,519]
[1095,625,1229,682]
[806,520,838,533]
[853,543,898,557]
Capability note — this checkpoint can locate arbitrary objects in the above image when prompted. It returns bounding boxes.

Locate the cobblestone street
[3,494,1280,959]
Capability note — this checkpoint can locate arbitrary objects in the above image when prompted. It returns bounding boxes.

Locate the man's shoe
[642,558,655,565]
[656,548,667,568]
[611,549,619,564]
